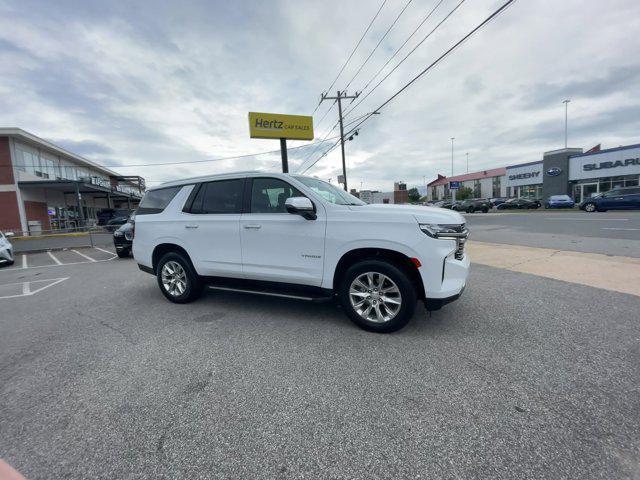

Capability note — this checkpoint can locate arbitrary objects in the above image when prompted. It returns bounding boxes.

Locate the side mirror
[5,232,14,238]
[285,197,316,220]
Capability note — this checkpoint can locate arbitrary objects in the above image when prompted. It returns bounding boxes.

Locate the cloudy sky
[0,0,639,191]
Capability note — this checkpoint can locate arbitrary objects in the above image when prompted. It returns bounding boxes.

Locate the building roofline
[0,127,122,178]
[543,147,583,156]
[505,160,542,169]
[569,143,640,158]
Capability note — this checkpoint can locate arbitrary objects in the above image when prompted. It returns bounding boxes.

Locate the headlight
[113,231,123,237]
[419,223,467,238]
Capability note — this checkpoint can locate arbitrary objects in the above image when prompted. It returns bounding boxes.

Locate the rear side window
[137,186,182,215]
[188,179,244,214]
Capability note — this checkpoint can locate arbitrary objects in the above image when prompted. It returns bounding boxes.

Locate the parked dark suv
[580,186,640,212]
[452,198,490,213]
[97,208,132,228]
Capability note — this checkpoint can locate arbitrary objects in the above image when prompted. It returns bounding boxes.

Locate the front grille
[438,224,468,260]
[455,236,467,260]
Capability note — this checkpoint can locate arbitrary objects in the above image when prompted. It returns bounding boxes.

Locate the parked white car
[133,172,469,332]
[0,231,15,266]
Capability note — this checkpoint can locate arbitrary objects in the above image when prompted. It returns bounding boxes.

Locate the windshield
[293,175,365,205]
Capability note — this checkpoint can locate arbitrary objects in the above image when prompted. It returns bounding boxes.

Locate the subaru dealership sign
[569,145,640,180]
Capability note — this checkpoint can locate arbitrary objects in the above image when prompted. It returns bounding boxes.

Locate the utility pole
[466,152,469,173]
[563,99,570,148]
[319,90,360,191]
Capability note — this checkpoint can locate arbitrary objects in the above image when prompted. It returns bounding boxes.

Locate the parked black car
[439,200,460,209]
[452,198,491,213]
[489,197,508,207]
[98,208,133,228]
[496,198,540,210]
[113,221,134,258]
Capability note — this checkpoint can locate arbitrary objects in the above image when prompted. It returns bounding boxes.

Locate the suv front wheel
[156,252,203,303]
[339,260,417,333]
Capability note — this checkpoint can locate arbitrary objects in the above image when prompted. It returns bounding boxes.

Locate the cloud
[0,0,638,190]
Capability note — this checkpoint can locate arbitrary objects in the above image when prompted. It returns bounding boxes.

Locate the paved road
[1,256,638,479]
[464,210,640,257]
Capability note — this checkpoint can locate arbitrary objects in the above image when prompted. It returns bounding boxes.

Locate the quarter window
[250,178,304,213]
[137,186,182,215]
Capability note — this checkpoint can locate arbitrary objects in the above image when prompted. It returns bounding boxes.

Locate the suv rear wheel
[339,260,417,333]
[156,252,203,303]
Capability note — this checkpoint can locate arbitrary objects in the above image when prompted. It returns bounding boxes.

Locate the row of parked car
[427,187,640,213]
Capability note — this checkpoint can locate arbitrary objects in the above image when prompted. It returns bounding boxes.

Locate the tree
[407,187,421,203]
[456,187,473,200]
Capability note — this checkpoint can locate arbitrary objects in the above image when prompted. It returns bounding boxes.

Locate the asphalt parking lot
[464,210,640,257]
[1,230,639,479]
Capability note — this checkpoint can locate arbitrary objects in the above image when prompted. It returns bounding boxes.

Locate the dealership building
[427,143,640,202]
[0,128,145,234]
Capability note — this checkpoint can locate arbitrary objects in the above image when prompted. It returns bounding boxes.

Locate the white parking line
[22,254,27,269]
[47,251,63,265]
[602,227,640,231]
[71,249,97,262]
[545,218,628,221]
[0,277,68,299]
[93,246,115,255]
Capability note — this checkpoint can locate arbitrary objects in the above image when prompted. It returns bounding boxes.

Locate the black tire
[116,249,130,258]
[583,202,597,213]
[156,251,203,303]
[339,259,417,333]
[466,207,474,214]
[482,207,489,213]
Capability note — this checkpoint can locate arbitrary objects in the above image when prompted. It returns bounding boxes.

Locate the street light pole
[451,137,455,176]
[450,137,455,202]
[466,152,469,174]
[563,99,570,148]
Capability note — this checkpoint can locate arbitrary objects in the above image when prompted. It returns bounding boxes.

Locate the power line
[311,0,387,114]
[0,136,341,171]
[373,0,517,113]
[356,0,447,95]
[344,0,467,119]
[302,0,518,173]
[342,0,414,92]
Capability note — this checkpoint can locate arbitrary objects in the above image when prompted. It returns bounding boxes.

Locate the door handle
[185,224,199,229]
[243,224,262,229]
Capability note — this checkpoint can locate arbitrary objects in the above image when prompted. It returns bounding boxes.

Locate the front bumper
[425,284,465,311]
[0,246,14,263]
[113,236,132,251]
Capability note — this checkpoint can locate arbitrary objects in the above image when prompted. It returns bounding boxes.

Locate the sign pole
[280,138,289,173]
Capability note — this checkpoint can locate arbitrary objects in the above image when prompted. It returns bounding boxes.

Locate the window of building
[473,179,481,198]
[492,176,501,197]
[251,178,304,213]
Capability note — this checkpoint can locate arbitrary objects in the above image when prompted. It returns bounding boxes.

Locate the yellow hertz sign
[248,112,314,141]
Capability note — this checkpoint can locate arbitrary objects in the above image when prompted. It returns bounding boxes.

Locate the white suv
[133,172,469,333]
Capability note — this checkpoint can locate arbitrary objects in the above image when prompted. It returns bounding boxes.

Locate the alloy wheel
[349,272,402,323]
[584,203,596,212]
[161,260,187,297]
